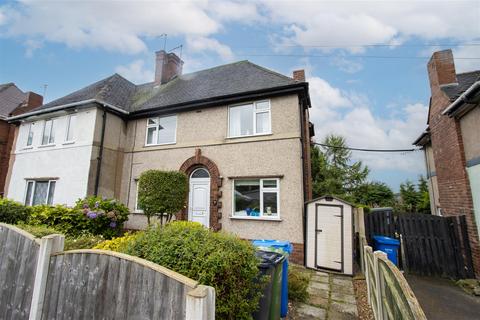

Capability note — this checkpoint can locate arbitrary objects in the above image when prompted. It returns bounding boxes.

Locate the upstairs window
[25,180,56,206]
[229,100,271,137]
[26,123,34,147]
[145,115,177,146]
[65,114,77,142]
[42,119,56,145]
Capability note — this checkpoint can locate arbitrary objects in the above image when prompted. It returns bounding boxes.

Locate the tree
[417,175,431,213]
[398,176,431,213]
[311,134,369,200]
[353,182,395,208]
[137,170,188,225]
[399,180,421,212]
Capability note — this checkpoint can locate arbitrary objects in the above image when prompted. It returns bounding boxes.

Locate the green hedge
[15,224,104,250]
[122,221,263,319]
[0,198,31,224]
[0,196,129,239]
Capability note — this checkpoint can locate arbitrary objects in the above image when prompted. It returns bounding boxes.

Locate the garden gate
[364,210,474,279]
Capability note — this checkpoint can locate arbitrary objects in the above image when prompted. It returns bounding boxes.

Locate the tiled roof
[441,71,480,101]
[0,83,27,118]
[31,61,300,116]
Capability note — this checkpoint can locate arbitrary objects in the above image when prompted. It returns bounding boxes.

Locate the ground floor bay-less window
[233,178,280,218]
[25,180,56,205]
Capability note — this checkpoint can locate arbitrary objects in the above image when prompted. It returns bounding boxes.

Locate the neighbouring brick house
[5,51,313,264]
[414,49,480,276]
[0,83,43,196]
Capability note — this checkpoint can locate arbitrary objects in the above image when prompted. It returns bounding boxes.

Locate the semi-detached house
[5,51,314,264]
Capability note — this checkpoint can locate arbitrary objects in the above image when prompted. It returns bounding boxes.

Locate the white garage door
[316,204,343,271]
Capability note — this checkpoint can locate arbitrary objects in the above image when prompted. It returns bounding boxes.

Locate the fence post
[29,234,64,320]
[363,246,372,305]
[373,251,387,320]
[186,285,215,320]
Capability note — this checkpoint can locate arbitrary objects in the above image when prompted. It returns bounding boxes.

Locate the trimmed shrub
[29,205,88,237]
[15,223,103,250]
[74,196,129,238]
[94,232,139,252]
[64,233,105,250]
[288,265,311,302]
[0,198,31,224]
[16,223,61,238]
[138,170,188,224]
[122,221,262,319]
[27,197,129,239]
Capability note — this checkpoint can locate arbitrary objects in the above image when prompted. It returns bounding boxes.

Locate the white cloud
[186,36,234,61]
[261,1,479,52]
[24,39,42,58]
[115,60,154,84]
[453,45,480,73]
[331,56,363,74]
[308,76,428,172]
[1,0,220,54]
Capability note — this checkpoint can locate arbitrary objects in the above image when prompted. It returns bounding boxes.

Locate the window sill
[226,133,272,140]
[21,146,33,150]
[230,216,282,222]
[38,144,56,148]
[62,141,75,145]
[144,142,176,147]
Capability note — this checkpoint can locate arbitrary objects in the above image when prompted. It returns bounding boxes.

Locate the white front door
[316,204,343,271]
[188,169,210,228]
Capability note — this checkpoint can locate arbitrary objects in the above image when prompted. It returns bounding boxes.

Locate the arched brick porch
[179,149,222,231]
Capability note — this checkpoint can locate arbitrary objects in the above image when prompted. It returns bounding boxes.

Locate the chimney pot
[427,49,457,90]
[293,69,306,82]
[154,50,184,85]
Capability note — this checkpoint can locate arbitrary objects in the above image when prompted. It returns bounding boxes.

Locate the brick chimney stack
[427,49,458,91]
[154,50,184,85]
[293,69,306,82]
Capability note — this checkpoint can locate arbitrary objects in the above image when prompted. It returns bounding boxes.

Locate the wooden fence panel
[364,212,474,279]
[363,245,426,320]
[41,250,200,320]
[0,224,40,320]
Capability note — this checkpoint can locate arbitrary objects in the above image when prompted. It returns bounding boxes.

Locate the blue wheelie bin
[373,235,401,266]
[252,239,293,318]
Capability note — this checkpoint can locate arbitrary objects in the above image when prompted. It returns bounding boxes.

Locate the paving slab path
[294,271,358,319]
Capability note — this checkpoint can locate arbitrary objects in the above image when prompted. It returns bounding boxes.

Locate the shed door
[316,204,343,271]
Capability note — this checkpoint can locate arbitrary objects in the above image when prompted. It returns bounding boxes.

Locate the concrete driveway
[406,275,480,320]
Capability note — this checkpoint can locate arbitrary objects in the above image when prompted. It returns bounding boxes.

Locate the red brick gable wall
[427,50,480,277]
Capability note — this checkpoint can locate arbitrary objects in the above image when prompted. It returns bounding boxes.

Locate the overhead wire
[314,142,420,153]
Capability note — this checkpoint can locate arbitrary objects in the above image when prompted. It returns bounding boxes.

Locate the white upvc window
[65,114,77,142]
[24,180,56,206]
[41,119,56,145]
[228,100,271,137]
[232,178,280,218]
[134,179,144,213]
[145,115,177,146]
[26,123,34,147]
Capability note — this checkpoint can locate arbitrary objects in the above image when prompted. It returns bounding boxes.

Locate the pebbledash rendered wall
[119,94,305,248]
[6,108,98,206]
[460,106,480,244]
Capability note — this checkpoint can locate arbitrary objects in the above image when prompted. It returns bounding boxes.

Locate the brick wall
[290,242,305,265]
[0,121,15,196]
[427,50,480,277]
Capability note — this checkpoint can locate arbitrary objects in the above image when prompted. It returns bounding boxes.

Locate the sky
[0,0,479,192]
